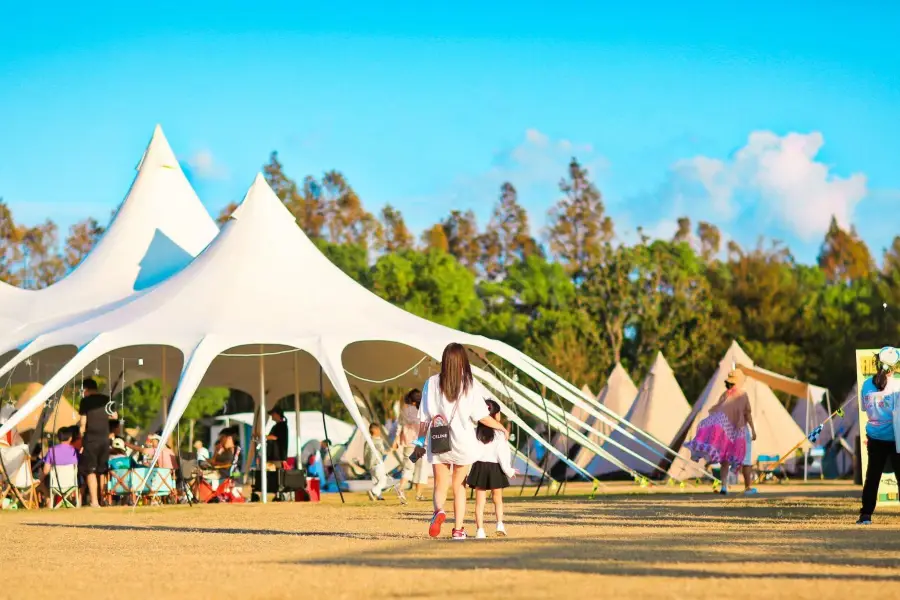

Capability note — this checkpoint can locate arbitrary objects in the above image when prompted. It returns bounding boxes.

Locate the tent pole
[162,346,170,448]
[259,346,267,504]
[294,351,301,464]
[804,391,809,482]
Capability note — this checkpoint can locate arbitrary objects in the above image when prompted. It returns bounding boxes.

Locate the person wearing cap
[265,407,289,464]
[686,368,758,495]
[134,433,177,470]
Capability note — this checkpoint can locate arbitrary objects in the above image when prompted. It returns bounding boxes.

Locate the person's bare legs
[492,489,504,525]
[451,465,471,530]
[742,465,753,490]
[86,473,100,507]
[719,462,730,492]
[432,463,450,513]
[474,489,487,530]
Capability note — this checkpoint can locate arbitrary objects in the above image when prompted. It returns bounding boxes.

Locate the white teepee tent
[668,341,807,479]
[0,126,218,378]
[568,363,638,474]
[590,352,692,477]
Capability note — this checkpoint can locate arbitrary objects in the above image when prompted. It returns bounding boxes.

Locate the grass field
[2,481,899,600]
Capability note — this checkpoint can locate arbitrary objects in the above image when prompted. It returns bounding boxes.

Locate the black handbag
[430,400,460,455]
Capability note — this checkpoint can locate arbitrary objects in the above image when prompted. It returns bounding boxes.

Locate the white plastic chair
[0,444,39,509]
[49,463,81,509]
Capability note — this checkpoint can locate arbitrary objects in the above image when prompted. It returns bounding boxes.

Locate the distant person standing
[266,408,289,464]
[364,423,389,501]
[858,360,900,525]
[395,388,423,505]
[78,378,115,507]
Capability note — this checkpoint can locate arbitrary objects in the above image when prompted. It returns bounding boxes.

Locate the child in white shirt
[466,399,516,539]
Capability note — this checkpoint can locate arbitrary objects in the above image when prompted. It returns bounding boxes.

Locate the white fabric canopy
[0,173,693,486]
[0,126,218,377]
[591,352,692,477]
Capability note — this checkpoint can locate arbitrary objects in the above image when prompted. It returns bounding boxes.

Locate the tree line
[2,151,899,428]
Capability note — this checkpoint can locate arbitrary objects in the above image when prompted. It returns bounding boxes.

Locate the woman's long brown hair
[439,343,473,402]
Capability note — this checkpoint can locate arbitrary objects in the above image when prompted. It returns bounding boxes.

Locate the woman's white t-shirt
[418,374,491,466]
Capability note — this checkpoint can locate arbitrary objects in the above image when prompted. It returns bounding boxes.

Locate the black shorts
[80,437,110,475]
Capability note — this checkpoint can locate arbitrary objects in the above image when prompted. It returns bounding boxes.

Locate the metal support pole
[294,352,301,463]
[259,346,267,503]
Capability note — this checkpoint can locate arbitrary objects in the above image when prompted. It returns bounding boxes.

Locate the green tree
[377,204,414,253]
[64,217,105,270]
[321,170,380,253]
[22,222,64,288]
[370,249,482,329]
[546,158,613,282]
[480,183,540,281]
[421,224,449,253]
[0,200,24,284]
[440,210,481,273]
[817,216,874,285]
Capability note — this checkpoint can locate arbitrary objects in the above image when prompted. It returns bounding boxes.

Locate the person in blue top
[858,358,900,525]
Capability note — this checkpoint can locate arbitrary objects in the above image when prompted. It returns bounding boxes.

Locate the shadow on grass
[23,522,379,540]
[283,496,900,581]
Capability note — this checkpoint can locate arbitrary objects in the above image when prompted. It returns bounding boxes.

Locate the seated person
[43,427,79,474]
[194,439,210,463]
[205,431,236,469]
[133,434,177,470]
[39,428,79,505]
[108,438,138,470]
[0,404,25,447]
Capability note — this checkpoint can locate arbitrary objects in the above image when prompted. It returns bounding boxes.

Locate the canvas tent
[12,383,79,433]
[590,352,692,477]
[566,364,638,476]
[0,125,219,382]
[668,341,809,480]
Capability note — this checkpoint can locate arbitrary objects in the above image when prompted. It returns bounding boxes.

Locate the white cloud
[673,131,867,240]
[185,149,228,180]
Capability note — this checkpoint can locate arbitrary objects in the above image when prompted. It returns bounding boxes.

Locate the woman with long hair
[468,398,515,539]
[858,355,900,525]
[414,343,507,540]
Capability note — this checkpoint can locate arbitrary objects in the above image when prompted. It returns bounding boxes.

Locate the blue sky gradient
[2,2,898,263]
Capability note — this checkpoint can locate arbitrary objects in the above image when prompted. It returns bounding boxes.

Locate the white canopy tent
[590,352,692,477]
[0,174,709,497]
[0,175,637,496]
[668,341,808,480]
[0,125,219,382]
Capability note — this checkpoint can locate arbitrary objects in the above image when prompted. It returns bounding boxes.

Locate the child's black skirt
[467,461,510,490]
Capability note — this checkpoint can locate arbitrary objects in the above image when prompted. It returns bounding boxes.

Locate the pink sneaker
[452,527,467,540]
[429,510,446,538]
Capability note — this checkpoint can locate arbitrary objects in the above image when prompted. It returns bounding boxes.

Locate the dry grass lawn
[2,481,899,600]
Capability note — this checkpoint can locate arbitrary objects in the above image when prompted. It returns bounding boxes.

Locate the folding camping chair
[194,446,245,503]
[145,468,176,504]
[756,454,788,483]
[108,466,137,505]
[0,445,39,510]
[49,464,81,509]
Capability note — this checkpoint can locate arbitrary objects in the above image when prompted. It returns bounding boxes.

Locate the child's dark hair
[475,399,502,445]
[56,427,73,443]
[873,368,890,391]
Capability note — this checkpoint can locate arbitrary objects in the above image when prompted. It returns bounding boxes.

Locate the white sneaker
[475,528,486,539]
[496,522,507,537]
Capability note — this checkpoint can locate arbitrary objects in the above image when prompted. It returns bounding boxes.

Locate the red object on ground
[303,477,320,502]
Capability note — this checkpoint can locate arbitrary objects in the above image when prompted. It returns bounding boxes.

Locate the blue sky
[1,2,898,263]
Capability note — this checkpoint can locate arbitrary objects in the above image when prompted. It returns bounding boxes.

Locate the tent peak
[230,174,297,225]
[137,124,179,171]
[650,351,672,375]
